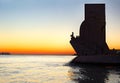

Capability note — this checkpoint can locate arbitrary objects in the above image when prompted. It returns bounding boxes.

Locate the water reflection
[68,65,120,83]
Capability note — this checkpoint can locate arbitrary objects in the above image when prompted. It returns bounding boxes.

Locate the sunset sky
[0,0,120,54]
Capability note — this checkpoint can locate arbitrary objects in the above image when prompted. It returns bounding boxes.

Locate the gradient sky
[0,0,120,54]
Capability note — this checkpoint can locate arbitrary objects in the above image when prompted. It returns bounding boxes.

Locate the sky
[0,0,120,54]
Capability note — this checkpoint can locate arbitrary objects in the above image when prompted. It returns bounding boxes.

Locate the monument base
[70,55,120,65]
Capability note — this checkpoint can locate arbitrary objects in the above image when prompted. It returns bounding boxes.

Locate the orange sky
[0,46,75,55]
[0,0,120,55]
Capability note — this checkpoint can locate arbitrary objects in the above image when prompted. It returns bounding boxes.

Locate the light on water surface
[0,55,75,83]
[0,55,120,83]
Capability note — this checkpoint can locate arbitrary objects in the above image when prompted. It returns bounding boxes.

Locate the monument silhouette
[70,4,109,55]
[70,4,120,64]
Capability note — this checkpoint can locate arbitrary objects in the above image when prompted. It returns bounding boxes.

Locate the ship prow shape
[70,4,120,65]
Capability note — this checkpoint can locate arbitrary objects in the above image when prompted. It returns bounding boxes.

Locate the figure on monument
[71,32,75,38]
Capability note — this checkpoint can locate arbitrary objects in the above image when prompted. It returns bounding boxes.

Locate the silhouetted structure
[70,4,109,55]
[0,52,11,55]
[70,4,120,64]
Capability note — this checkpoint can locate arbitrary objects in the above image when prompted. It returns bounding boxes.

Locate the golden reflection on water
[0,55,120,83]
[0,55,75,83]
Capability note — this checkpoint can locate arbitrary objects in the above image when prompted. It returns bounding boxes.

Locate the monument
[70,4,109,55]
[70,4,120,64]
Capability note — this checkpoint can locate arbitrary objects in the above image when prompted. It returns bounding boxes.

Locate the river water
[0,55,120,83]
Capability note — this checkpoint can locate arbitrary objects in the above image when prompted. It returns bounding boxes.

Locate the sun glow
[0,0,120,55]
[0,30,75,54]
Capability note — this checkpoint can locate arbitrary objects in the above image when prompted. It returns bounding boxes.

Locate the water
[0,55,120,83]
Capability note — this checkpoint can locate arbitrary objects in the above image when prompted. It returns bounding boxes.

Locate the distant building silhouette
[70,4,109,55]
[0,52,11,55]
